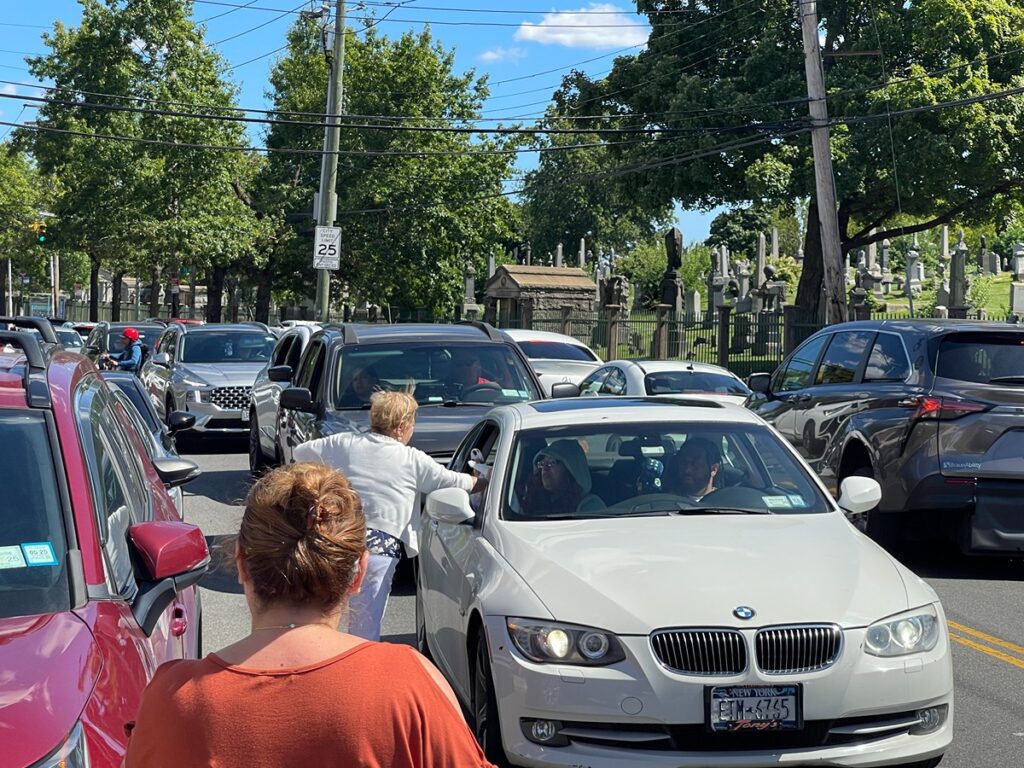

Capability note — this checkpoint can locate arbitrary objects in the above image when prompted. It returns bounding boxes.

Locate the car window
[601,368,628,395]
[159,329,178,360]
[517,340,598,362]
[816,331,874,385]
[503,421,831,520]
[285,335,305,370]
[776,335,829,392]
[56,328,84,350]
[864,333,910,382]
[272,335,295,367]
[579,367,610,395]
[333,342,542,408]
[112,389,159,460]
[0,411,71,620]
[296,341,326,392]
[85,326,102,350]
[935,332,1024,384]
[109,327,161,354]
[645,370,751,396]
[179,331,277,364]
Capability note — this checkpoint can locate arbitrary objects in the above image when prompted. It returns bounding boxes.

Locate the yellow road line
[949,632,1024,671]
[948,620,1024,659]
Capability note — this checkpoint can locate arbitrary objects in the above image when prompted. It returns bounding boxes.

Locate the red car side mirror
[128,521,210,636]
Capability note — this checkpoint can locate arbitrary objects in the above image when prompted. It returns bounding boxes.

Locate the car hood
[324,403,492,460]
[492,512,910,634]
[0,612,100,766]
[176,362,264,387]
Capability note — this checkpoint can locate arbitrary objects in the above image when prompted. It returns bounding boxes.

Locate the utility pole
[314,0,346,322]
[798,0,847,323]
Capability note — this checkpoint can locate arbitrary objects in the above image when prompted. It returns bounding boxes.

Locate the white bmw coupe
[417,398,953,768]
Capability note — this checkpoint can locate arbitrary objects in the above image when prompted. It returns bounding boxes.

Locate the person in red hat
[105,327,143,372]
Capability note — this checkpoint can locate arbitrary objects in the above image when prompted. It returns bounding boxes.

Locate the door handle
[798,393,812,402]
[785,395,799,403]
[170,605,188,637]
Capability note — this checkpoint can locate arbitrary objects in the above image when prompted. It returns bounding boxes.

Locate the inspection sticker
[763,495,794,509]
[0,546,28,570]
[21,542,58,567]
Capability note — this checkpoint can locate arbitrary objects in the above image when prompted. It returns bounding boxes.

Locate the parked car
[746,319,1024,554]
[577,359,752,405]
[249,322,320,472]
[504,329,602,397]
[102,371,196,517]
[55,326,85,351]
[65,320,98,341]
[0,329,207,768]
[141,322,278,437]
[83,321,165,365]
[275,322,545,467]
[418,398,952,767]
[277,319,322,329]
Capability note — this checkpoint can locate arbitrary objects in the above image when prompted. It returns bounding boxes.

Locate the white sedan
[578,359,752,405]
[418,399,952,768]
[504,329,602,397]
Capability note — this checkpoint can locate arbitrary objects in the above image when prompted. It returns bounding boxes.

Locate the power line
[193,0,702,15]
[211,0,309,45]
[197,0,261,24]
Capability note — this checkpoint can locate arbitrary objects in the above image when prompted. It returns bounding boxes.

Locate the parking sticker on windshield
[21,542,58,567]
[0,546,28,570]
[787,494,808,508]
[762,495,793,509]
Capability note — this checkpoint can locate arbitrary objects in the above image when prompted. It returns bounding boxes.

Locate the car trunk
[932,330,1024,552]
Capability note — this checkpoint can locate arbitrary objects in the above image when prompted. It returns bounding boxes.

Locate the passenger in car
[521,440,604,517]
[338,365,380,407]
[665,437,721,500]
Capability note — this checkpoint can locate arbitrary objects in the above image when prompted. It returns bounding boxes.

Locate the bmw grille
[651,629,747,675]
[755,624,843,674]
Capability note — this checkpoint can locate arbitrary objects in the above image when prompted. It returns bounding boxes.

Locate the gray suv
[141,323,278,437]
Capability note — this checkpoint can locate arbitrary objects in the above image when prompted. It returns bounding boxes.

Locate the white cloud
[479,46,528,63]
[514,3,649,50]
[1,83,18,96]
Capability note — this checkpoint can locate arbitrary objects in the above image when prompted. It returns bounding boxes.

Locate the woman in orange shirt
[125,462,493,768]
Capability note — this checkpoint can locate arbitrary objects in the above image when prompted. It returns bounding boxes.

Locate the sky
[0,1,721,241]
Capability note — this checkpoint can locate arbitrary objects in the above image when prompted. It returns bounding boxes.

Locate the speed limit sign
[313,226,342,270]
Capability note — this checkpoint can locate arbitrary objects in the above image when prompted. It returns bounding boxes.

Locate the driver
[451,350,492,388]
[338,365,379,407]
[667,437,721,500]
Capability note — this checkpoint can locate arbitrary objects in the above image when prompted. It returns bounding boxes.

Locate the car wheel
[248,414,267,476]
[415,578,432,661]
[473,632,510,767]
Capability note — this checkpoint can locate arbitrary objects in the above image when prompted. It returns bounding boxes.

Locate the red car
[0,326,208,768]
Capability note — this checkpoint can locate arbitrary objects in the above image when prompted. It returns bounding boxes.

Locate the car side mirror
[747,372,771,394]
[152,457,201,488]
[550,382,581,399]
[167,411,195,433]
[837,476,882,517]
[425,487,475,525]
[128,521,210,636]
[280,387,317,413]
[151,352,170,367]
[268,364,293,383]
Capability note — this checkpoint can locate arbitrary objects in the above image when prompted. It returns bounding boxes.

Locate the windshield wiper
[689,506,773,515]
[335,404,372,410]
[987,376,1024,385]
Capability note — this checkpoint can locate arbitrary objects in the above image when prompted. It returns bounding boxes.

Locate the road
[184,443,1023,767]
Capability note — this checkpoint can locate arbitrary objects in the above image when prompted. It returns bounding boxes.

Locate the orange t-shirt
[124,642,494,768]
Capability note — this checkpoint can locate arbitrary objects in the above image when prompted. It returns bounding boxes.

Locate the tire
[472,633,510,767]
[248,414,267,476]
[415,578,432,660]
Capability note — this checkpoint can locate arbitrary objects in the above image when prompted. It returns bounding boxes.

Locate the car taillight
[913,396,990,420]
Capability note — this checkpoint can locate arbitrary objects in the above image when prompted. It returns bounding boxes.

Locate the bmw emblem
[733,606,756,620]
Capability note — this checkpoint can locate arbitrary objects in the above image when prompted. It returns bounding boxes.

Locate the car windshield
[56,328,84,350]
[935,332,1024,384]
[179,331,277,364]
[517,340,598,362]
[0,412,71,620]
[503,421,830,520]
[334,342,542,408]
[107,327,162,354]
[644,370,751,397]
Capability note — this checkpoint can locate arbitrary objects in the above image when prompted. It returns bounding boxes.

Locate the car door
[254,332,294,442]
[795,330,875,465]
[280,340,327,463]
[146,328,177,417]
[422,421,499,688]
[756,333,830,447]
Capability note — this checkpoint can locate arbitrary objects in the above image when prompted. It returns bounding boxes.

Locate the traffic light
[29,221,47,244]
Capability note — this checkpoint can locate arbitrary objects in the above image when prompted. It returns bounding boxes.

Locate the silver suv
[141,323,278,437]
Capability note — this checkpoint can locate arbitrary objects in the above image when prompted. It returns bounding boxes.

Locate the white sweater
[292,432,475,556]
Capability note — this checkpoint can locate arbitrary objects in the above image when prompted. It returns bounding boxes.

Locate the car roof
[812,318,1024,335]
[318,322,512,345]
[498,397,764,429]
[503,329,592,346]
[175,323,273,334]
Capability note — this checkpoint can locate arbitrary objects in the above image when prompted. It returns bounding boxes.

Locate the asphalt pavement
[183,442,1022,767]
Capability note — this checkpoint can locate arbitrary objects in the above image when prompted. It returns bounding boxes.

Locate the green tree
[0,146,44,311]
[563,0,1024,319]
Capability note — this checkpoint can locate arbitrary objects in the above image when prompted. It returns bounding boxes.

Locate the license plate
[240,410,249,424]
[707,685,802,732]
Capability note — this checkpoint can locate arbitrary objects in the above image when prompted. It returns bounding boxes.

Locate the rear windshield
[645,370,751,397]
[935,332,1024,385]
[517,340,598,362]
[0,412,70,620]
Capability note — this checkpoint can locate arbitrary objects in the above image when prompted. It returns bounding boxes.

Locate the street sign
[313,226,342,270]
[20,274,30,285]
[170,277,180,294]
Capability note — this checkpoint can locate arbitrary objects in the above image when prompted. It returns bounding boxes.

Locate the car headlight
[507,618,625,665]
[179,377,207,388]
[34,721,89,767]
[865,605,941,657]
[184,389,205,403]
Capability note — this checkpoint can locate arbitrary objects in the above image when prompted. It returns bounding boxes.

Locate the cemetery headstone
[1010,243,1024,316]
